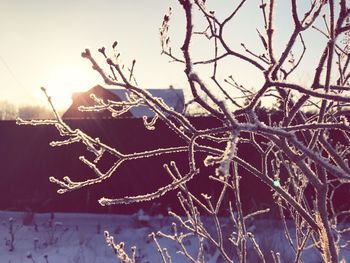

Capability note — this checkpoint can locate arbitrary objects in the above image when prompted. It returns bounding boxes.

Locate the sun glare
[39,65,94,110]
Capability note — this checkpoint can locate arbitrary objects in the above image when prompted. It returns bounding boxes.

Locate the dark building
[63,85,184,119]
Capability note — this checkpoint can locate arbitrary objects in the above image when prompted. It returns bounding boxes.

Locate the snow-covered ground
[0,210,349,262]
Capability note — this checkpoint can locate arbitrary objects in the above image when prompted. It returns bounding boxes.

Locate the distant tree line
[0,101,54,120]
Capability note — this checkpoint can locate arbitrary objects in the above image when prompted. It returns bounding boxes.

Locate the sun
[40,64,96,110]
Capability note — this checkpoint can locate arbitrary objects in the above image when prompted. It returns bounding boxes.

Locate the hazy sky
[0,1,326,110]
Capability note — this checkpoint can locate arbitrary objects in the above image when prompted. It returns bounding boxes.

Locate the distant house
[62,85,184,119]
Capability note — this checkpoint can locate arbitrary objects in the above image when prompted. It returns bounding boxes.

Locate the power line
[0,55,24,90]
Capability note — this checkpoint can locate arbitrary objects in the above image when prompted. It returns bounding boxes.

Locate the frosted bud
[204,155,220,167]
[63,176,71,182]
[81,48,91,58]
[106,58,113,65]
[49,176,56,182]
[341,115,350,126]
[99,197,108,206]
[201,193,211,200]
[98,47,106,55]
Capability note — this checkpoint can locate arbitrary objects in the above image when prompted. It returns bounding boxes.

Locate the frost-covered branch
[21,0,350,262]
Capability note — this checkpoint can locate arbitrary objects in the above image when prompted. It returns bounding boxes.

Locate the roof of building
[63,85,184,119]
[109,88,184,118]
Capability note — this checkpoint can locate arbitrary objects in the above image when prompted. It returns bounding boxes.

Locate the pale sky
[0,1,327,110]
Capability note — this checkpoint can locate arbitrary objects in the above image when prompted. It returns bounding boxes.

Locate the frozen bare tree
[0,101,54,120]
[0,101,17,120]
[17,105,54,120]
[17,0,350,262]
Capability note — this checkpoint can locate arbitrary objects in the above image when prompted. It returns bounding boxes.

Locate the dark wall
[1,116,347,216]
